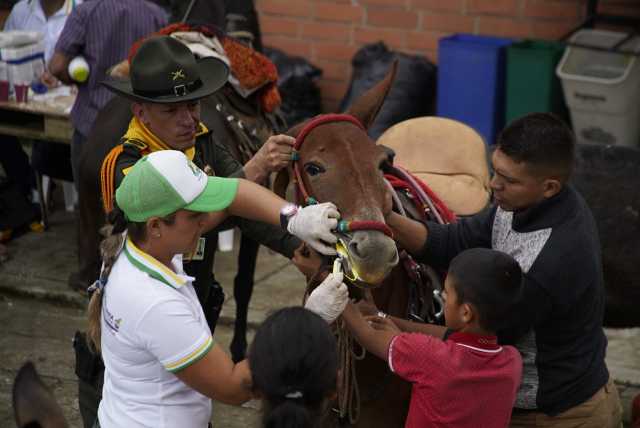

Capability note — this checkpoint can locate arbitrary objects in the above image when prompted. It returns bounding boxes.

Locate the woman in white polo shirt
[86,150,348,428]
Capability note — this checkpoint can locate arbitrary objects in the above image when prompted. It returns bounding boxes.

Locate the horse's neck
[372,265,410,319]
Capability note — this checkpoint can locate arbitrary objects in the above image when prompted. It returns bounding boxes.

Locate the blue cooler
[437,34,513,144]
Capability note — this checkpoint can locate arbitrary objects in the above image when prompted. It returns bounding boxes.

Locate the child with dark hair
[249,307,338,428]
[332,248,524,427]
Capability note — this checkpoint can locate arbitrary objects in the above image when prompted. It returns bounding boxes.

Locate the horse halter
[291,113,393,240]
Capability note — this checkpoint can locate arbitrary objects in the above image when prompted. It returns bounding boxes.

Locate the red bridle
[292,114,393,239]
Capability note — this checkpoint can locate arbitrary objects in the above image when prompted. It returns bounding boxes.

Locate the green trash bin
[505,40,568,124]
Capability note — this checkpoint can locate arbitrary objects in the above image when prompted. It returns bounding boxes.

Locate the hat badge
[171,69,186,81]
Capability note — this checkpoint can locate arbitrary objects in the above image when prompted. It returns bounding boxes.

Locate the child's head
[443,248,523,333]
[249,307,338,428]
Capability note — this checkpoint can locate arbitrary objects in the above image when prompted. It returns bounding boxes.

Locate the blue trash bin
[437,34,514,144]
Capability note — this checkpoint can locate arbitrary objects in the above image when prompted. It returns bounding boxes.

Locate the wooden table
[0,90,75,144]
[0,90,76,227]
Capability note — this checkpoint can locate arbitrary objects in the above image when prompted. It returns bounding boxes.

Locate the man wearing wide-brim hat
[100,35,324,332]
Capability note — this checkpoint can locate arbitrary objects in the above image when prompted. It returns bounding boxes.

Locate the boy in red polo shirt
[339,248,523,428]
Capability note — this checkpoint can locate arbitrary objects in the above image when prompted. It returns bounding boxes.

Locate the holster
[73,331,104,385]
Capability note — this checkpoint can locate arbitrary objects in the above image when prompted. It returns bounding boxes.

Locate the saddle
[378,116,491,216]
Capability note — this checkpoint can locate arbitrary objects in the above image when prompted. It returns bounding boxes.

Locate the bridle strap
[292,114,393,239]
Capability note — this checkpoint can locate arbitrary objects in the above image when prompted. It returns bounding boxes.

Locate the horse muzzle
[336,231,398,288]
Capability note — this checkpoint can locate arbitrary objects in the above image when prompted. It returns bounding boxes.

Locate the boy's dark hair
[448,248,523,332]
[249,307,338,428]
[497,112,575,182]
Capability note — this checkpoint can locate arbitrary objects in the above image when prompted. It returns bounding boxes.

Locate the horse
[273,63,443,427]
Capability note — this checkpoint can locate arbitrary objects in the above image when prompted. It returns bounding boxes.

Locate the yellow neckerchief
[122,116,210,161]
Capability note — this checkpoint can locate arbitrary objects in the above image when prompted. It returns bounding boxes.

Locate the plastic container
[505,40,568,124]
[556,29,640,147]
[437,34,513,144]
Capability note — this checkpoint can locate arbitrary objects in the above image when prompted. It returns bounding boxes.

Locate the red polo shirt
[388,331,522,428]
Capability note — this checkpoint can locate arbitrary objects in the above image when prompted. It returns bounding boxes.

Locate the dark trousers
[71,130,87,192]
[0,136,33,197]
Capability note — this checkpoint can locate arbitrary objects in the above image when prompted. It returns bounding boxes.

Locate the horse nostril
[348,239,363,258]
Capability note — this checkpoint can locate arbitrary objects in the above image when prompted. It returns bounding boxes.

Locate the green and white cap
[116,150,238,222]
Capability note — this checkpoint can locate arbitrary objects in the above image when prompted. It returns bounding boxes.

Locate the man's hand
[287,202,339,255]
[365,314,401,334]
[304,272,348,323]
[244,134,295,182]
[40,70,59,89]
[292,243,323,279]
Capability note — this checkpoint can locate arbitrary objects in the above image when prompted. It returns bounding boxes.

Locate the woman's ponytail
[264,400,312,428]
[86,206,128,353]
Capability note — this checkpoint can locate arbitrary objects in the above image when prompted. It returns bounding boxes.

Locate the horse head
[275,63,399,286]
[13,362,68,428]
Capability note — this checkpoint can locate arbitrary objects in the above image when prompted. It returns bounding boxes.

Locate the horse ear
[13,362,68,428]
[273,166,291,200]
[345,60,398,129]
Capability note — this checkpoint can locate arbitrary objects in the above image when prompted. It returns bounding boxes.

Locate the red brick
[367,8,419,29]
[421,12,476,33]
[317,79,350,102]
[411,0,464,13]
[598,3,640,18]
[262,35,312,57]
[477,16,533,38]
[523,0,581,20]
[257,0,314,18]
[314,3,364,23]
[531,20,579,40]
[260,16,300,37]
[359,0,410,6]
[406,31,445,52]
[354,28,407,50]
[314,60,352,81]
[467,0,519,16]
[301,22,351,42]
[314,41,359,62]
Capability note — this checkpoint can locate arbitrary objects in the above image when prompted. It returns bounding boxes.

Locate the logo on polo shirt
[103,305,123,333]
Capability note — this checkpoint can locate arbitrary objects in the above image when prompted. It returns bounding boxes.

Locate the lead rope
[335,316,366,424]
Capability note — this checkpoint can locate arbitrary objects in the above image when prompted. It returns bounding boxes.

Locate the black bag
[264,46,323,127]
[0,177,39,231]
[339,42,437,140]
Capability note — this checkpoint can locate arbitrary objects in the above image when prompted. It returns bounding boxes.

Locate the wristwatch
[279,203,299,229]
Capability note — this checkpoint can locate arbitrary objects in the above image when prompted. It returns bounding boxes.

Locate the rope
[335,317,366,424]
[100,145,124,213]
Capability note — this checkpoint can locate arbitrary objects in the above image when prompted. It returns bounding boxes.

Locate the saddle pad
[378,117,491,216]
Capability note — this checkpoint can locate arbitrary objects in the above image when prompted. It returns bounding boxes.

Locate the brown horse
[275,63,423,427]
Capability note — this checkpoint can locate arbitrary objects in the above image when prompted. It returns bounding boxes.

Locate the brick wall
[255,0,640,112]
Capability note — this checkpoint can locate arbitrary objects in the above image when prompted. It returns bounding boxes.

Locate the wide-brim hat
[103,35,229,104]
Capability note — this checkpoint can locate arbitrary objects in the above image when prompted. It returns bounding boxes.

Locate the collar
[32,0,75,19]
[511,185,578,233]
[123,237,194,289]
[448,331,502,353]
[123,116,210,161]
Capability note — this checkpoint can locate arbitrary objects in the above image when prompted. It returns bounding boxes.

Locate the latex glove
[287,202,339,255]
[305,272,348,323]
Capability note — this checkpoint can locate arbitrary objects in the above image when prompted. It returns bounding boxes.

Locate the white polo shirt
[3,0,81,62]
[98,237,213,428]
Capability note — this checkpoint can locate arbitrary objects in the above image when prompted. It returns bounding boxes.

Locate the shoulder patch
[122,166,133,176]
[124,138,148,152]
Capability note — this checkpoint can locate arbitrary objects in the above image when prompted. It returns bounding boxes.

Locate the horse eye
[304,163,325,176]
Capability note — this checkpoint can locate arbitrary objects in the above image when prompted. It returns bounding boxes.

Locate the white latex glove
[287,202,339,255]
[305,272,348,323]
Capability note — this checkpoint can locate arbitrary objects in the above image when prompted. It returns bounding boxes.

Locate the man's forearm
[48,51,72,84]
[386,212,428,255]
[390,316,446,339]
[242,159,268,183]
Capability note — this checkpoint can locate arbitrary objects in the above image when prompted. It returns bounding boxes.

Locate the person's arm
[242,134,295,183]
[386,316,447,339]
[385,212,429,255]
[175,347,252,405]
[50,5,85,84]
[341,302,398,360]
[48,51,72,84]
[389,207,496,268]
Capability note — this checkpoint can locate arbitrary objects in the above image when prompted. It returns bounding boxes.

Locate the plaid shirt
[55,0,167,137]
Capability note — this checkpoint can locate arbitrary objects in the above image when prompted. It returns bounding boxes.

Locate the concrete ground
[1,206,639,427]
